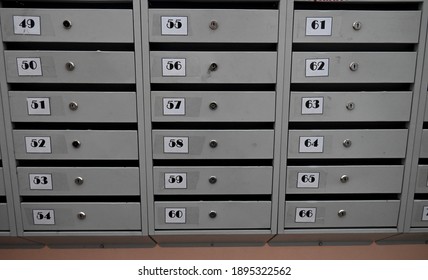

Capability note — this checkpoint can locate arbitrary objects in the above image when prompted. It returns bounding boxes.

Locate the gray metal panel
[0,9,134,43]
[152,130,274,159]
[288,129,408,159]
[421,130,428,158]
[13,130,138,160]
[151,91,275,122]
[4,51,135,84]
[293,10,421,43]
[153,166,272,195]
[21,203,141,231]
[0,168,5,196]
[17,167,140,196]
[411,201,428,228]
[9,91,137,123]
[291,52,417,83]
[0,204,9,231]
[155,201,271,229]
[149,9,278,43]
[285,201,400,228]
[289,91,412,122]
[150,52,277,84]
[416,165,428,194]
[287,165,404,194]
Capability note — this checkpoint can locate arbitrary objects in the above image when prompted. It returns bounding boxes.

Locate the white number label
[299,136,324,153]
[17,57,42,76]
[161,16,188,36]
[25,136,51,153]
[163,137,189,154]
[26,97,51,115]
[165,208,186,223]
[163,98,185,115]
[162,58,186,77]
[33,209,55,225]
[295,207,317,223]
[13,16,41,35]
[297,172,320,188]
[306,17,332,36]
[29,174,53,190]
[301,97,323,115]
[165,173,187,189]
[422,206,428,221]
[305,58,329,77]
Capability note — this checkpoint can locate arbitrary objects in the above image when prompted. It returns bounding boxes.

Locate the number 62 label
[305,58,329,77]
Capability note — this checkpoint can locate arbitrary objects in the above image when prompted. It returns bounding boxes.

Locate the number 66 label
[295,208,316,223]
[305,58,329,77]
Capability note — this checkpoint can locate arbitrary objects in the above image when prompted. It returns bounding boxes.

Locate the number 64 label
[299,136,324,153]
[33,209,55,225]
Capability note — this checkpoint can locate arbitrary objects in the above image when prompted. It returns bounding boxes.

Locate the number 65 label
[305,58,329,77]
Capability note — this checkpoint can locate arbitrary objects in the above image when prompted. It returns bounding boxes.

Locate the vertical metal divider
[133,0,155,246]
[140,0,155,237]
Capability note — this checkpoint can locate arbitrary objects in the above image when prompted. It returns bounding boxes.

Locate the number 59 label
[25,136,51,153]
[305,58,329,77]
[165,173,187,189]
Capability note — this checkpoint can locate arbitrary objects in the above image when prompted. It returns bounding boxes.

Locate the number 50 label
[17,57,42,76]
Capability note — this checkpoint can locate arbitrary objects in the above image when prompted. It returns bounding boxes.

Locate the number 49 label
[13,16,41,35]
[422,206,428,221]
[306,58,329,77]
[33,209,55,225]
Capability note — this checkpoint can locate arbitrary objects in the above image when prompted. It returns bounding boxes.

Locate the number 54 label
[299,136,324,153]
[33,209,55,225]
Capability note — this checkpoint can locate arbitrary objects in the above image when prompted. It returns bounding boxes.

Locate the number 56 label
[162,58,186,77]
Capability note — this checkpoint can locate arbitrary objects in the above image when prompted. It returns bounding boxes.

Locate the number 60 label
[165,208,186,224]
